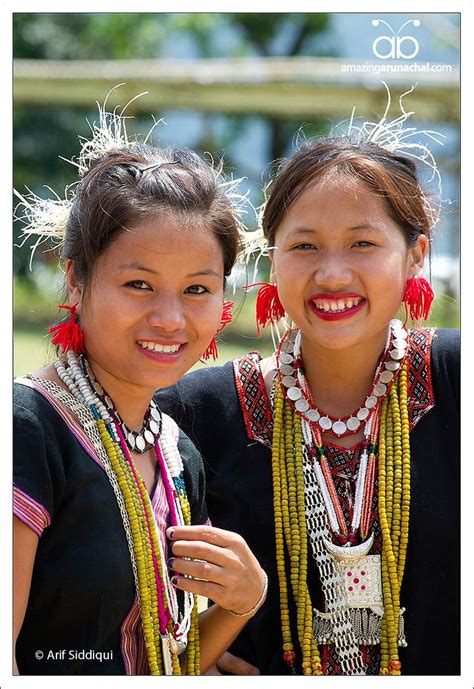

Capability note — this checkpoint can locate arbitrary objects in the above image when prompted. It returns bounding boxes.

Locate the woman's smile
[73,213,226,399]
[308,292,367,320]
[271,176,423,352]
[136,339,188,363]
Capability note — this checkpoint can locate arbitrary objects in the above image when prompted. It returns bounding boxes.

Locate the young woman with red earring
[13,101,267,676]
[157,112,459,676]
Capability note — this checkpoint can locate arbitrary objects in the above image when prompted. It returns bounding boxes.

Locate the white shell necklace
[277,319,409,437]
[80,355,162,453]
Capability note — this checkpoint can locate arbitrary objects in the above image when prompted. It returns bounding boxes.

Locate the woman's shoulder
[409,326,459,375]
[14,377,60,424]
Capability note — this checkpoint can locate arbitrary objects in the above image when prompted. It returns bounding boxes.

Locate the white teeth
[138,341,181,353]
[314,297,363,313]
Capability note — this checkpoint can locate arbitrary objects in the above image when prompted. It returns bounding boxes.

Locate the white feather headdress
[242,81,445,274]
[14,84,253,269]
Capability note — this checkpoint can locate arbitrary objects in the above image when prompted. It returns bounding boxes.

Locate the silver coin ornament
[357,407,370,421]
[379,370,394,384]
[307,409,321,422]
[282,375,297,388]
[346,416,361,431]
[279,353,294,365]
[295,398,310,413]
[332,420,347,436]
[128,432,136,448]
[287,386,302,401]
[365,396,377,409]
[278,321,408,436]
[374,382,387,397]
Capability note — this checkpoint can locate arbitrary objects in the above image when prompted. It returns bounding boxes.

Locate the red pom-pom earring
[402,276,434,322]
[48,303,86,354]
[202,301,234,361]
[243,282,285,335]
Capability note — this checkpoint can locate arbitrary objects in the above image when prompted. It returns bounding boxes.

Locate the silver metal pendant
[322,532,375,562]
[169,635,188,655]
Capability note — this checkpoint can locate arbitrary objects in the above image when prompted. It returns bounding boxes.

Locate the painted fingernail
[167,558,174,568]
[171,576,179,585]
[166,528,175,540]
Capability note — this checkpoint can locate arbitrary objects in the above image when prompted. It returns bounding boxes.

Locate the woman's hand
[166,524,266,616]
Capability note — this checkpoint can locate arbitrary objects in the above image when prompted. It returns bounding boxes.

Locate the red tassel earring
[48,303,86,354]
[202,301,234,361]
[243,282,285,335]
[402,276,434,322]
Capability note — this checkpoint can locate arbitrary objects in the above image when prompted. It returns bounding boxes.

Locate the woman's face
[68,213,225,392]
[271,175,427,352]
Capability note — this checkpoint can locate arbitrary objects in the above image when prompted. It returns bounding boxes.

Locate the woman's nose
[145,295,186,332]
[313,255,353,291]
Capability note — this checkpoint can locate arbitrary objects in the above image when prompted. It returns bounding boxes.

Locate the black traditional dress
[156,328,460,675]
[13,378,209,675]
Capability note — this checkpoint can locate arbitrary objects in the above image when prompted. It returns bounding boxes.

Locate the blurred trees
[14,13,333,279]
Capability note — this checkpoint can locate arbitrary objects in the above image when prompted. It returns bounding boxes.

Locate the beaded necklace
[278,321,408,436]
[53,351,200,675]
[271,325,411,676]
[80,356,162,453]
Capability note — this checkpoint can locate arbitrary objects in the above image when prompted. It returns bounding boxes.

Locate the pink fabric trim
[120,596,149,675]
[13,485,51,537]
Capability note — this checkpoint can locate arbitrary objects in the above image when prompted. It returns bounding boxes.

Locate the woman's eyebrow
[117,262,221,278]
[347,224,380,231]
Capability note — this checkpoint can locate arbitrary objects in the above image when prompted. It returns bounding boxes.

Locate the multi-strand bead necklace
[271,321,411,675]
[54,350,200,675]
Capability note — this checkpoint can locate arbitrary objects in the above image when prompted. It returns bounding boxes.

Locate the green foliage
[229,13,332,56]
[14,13,334,280]
[14,13,166,59]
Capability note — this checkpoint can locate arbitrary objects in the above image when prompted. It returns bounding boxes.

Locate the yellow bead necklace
[271,332,411,676]
[55,352,200,675]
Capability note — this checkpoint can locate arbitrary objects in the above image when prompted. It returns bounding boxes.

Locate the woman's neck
[300,328,389,418]
[86,356,154,430]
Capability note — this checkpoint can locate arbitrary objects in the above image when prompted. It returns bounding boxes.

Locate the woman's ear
[65,260,83,308]
[408,234,429,276]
